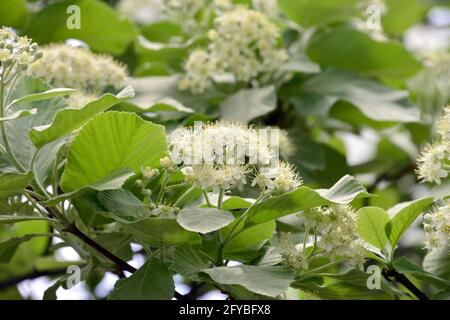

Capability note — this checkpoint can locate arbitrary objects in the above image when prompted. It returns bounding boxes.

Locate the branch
[63,222,136,273]
[62,222,189,301]
[382,268,429,300]
[0,268,67,291]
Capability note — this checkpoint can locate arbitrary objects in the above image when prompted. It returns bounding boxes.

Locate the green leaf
[44,168,135,206]
[1,221,51,275]
[129,75,213,112]
[292,269,392,300]
[0,216,54,224]
[0,172,32,197]
[393,257,450,289]
[315,174,373,203]
[385,197,434,247]
[202,265,294,297]
[61,111,167,192]
[43,263,92,300]
[306,25,421,81]
[97,189,152,223]
[224,221,276,263]
[33,137,69,189]
[0,109,37,122]
[109,259,174,300]
[245,175,372,227]
[289,69,420,123]
[278,54,321,74]
[5,76,69,170]
[177,208,235,234]
[381,0,430,36]
[278,0,359,27]
[0,234,50,263]
[172,246,209,282]
[123,217,201,247]
[24,0,138,55]
[0,0,29,28]
[145,98,194,114]
[95,233,133,262]
[8,88,75,109]
[356,207,390,250]
[220,86,277,123]
[222,197,252,210]
[29,86,135,148]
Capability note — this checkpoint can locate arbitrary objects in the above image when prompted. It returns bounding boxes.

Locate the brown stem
[63,222,137,273]
[62,222,190,301]
[0,268,68,291]
[382,268,429,300]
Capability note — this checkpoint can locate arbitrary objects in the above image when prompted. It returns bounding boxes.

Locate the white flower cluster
[179,6,287,94]
[423,201,450,251]
[28,44,128,107]
[278,232,309,270]
[168,121,302,194]
[252,161,302,193]
[118,0,165,25]
[275,128,296,160]
[301,205,366,267]
[416,105,450,184]
[162,0,204,33]
[163,0,204,18]
[0,27,41,71]
[251,0,279,17]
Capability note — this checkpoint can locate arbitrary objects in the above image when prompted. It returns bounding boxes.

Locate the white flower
[0,27,41,68]
[416,105,450,184]
[118,0,166,25]
[28,44,128,96]
[178,49,215,94]
[272,161,303,192]
[179,6,287,94]
[168,121,302,194]
[416,142,449,184]
[423,201,450,251]
[300,205,365,267]
[278,205,366,271]
[162,0,205,33]
[67,91,97,109]
[277,129,296,160]
[278,233,309,270]
[437,105,450,143]
[252,0,279,17]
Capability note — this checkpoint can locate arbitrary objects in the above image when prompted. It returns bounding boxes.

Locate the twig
[62,222,189,300]
[63,222,136,273]
[0,269,67,290]
[382,267,429,300]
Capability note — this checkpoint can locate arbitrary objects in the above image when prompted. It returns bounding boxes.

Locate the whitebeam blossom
[296,205,367,268]
[168,121,302,194]
[28,44,128,107]
[423,200,450,251]
[179,6,287,94]
[0,27,41,71]
[416,105,450,184]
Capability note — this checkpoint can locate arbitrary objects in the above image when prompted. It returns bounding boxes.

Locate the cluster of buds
[278,232,309,270]
[135,166,160,198]
[0,27,41,74]
[298,205,366,268]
